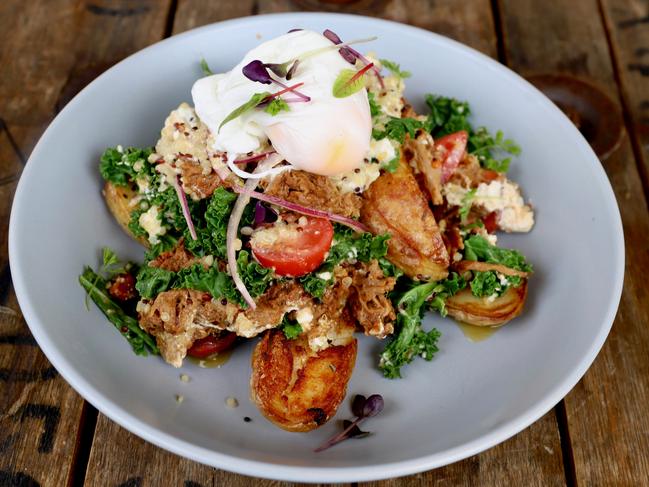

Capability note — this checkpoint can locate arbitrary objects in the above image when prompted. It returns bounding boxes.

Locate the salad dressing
[455,322,499,342]
[187,349,233,368]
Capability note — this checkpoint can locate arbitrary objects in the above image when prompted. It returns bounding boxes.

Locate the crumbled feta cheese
[316,271,332,280]
[117,144,124,153]
[330,160,381,194]
[497,273,509,286]
[295,307,313,327]
[486,294,498,303]
[225,396,239,408]
[139,205,166,244]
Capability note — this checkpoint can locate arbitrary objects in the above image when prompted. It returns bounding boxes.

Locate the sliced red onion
[226,155,284,309]
[234,151,276,165]
[173,175,197,241]
[214,164,231,181]
[232,187,369,233]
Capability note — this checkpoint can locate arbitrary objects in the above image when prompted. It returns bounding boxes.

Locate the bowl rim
[8,12,625,483]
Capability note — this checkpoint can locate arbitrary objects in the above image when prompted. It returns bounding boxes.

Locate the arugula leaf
[469,127,521,173]
[379,58,411,79]
[368,92,381,117]
[99,146,153,186]
[332,68,367,98]
[79,267,159,356]
[373,117,431,144]
[463,235,532,272]
[379,282,441,379]
[219,92,271,131]
[200,57,213,76]
[135,266,175,299]
[264,98,290,116]
[279,316,303,340]
[458,188,476,224]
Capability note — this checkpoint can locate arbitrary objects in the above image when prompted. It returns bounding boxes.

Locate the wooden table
[1,0,648,485]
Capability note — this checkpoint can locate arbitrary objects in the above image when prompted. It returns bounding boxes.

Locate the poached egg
[191,30,371,176]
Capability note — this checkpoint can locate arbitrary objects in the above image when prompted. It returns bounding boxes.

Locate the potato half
[103,181,148,247]
[361,157,449,281]
[446,280,528,326]
[250,330,357,432]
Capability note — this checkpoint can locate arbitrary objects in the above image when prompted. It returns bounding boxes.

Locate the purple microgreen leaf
[218,91,271,131]
[264,61,291,78]
[351,394,367,417]
[314,417,364,452]
[286,60,299,80]
[253,201,278,227]
[323,29,343,44]
[339,47,356,64]
[332,63,374,98]
[242,60,272,84]
[323,29,357,65]
[362,394,384,418]
[342,420,371,439]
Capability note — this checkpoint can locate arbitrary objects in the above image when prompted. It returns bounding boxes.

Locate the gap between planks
[596,0,649,205]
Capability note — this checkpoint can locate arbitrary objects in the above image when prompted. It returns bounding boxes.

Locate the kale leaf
[301,226,391,299]
[279,316,303,340]
[379,281,441,379]
[135,266,175,299]
[99,146,153,186]
[427,272,468,316]
[463,235,532,272]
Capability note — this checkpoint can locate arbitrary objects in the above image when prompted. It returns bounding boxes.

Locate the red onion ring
[173,175,197,240]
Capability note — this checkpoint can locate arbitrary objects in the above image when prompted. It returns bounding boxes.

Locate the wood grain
[85,415,341,487]
[0,0,171,485]
[500,0,649,484]
[256,0,498,57]
[599,0,649,192]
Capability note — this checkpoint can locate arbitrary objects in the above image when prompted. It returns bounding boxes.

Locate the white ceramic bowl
[9,13,624,483]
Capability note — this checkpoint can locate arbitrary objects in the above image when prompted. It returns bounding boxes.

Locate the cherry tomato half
[251,217,334,277]
[438,130,469,183]
[187,332,237,359]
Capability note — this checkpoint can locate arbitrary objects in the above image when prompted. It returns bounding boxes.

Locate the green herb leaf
[219,92,271,131]
[279,316,303,340]
[264,98,290,116]
[79,267,159,356]
[469,127,521,173]
[332,68,367,98]
[463,235,532,272]
[102,247,119,268]
[425,94,471,138]
[458,188,476,224]
[379,58,411,79]
[200,58,214,76]
[368,92,381,117]
[373,117,431,144]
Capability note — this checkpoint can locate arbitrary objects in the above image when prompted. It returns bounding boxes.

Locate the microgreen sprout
[332,63,374,98]
[314,394,384,452]
[323,29,384,88]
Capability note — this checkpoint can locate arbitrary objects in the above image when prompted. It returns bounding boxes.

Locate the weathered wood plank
[500,0,649,484]
[600,0,649,192]
[256,0,497,57]
[86,414,339,487]
[0,0,172,485]
[173,0,255,34]
[361,412,564,487]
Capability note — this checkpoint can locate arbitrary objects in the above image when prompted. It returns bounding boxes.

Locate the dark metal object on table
[526,74,624,161]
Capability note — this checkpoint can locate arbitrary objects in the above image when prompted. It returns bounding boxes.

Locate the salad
[81,29,534,434]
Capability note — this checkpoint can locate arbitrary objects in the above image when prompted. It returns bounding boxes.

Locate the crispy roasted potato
[103,181,148,247]
[446,280,528,326]
[250,330,357,432]
[361,156,449,281]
